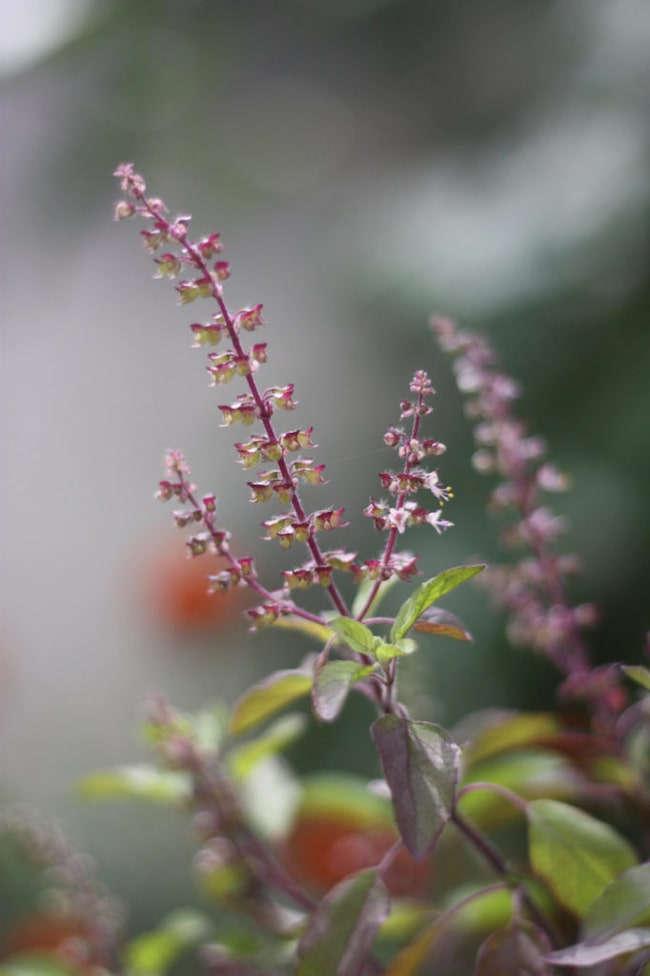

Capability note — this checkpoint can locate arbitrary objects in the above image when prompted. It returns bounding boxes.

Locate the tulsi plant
[4,164,650,976]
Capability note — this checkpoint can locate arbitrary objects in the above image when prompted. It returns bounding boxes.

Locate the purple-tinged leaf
[412,607,474,642]
[390,565,484,642]
[312,661,376,722]
[230,667,313,736]
[581,863,650,944]
[527,799,637,917]
[474,920,552,975]
[371,716,460,861]
[329,617,379,657]
[297,869,389,976]
[547,928,650,967]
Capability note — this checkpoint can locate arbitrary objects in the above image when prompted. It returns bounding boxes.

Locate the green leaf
[299,772,393,826]
[78,764,191,803]
[190,704,230,754]
[230,668,314,735]
[238,755,301,842]
[312,661,376,722]
[375,639,417,666]
[464,712,560,766]
[412,607,474,642]
[378,902,431,941]
[390,565,484,642]
[351,575,399,618]
[547,928,650,967]
[581,863,650,944]
[444,883,517,933]
[297,869,389,976]
[371,716,460,860]
[527,799,637,917]
[622,665,650,692]
[0,957,79,976]
[227,713,308,779]
[459,750,586,831]
[328,617,379,657]
[272,614,335,645]
[125,909,211,976]
[382,917,444,976]
[474,920,552,975]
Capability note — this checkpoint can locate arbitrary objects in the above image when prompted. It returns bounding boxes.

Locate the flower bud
[114,200,136,220]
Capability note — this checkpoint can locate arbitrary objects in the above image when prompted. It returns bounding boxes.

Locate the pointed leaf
[390,565,484,642]
[238,755,301,842]
[329,617,379,657]
[190,704,230,755]
[459,750,586,831]
[125,909,211,976]
[547,928,650,967]
[371,716,460,860]
[474,920,552,975]
[227,713,308,778]
[375,639,417,666]
[527,799,637,917]
[352,575,399,618]
[297,869,390,976]
[413,607,474,642]
[582,863,650,944]
[272,614,335,645]
[78,764,191,803]
[383,917,443,976]
[622,664,650,692]
[230,668,313,735]
[464,713,560,766]
[312,661,376,722]
[0,958,78,976]
[299,772,393,826]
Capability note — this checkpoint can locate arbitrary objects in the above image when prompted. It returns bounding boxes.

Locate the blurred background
[1,0,649,943]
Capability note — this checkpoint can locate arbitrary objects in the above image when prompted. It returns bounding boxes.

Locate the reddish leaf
[371,716,460,861]
[412,607,474,642]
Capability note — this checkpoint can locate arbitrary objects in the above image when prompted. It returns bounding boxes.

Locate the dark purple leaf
[371,716,460,861]
[474,920,552,975]
[297,869,390,976]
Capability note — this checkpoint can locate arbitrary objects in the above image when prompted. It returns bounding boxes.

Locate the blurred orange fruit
[283,813,431,897]
[136,536,246,634]
[3,912,102,975]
